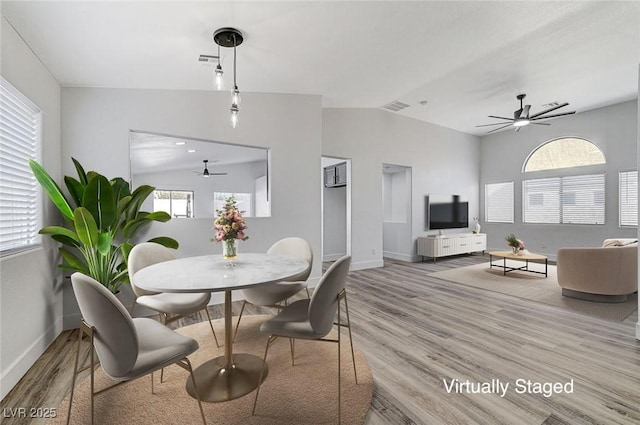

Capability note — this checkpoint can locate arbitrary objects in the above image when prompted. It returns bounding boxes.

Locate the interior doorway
[321,157,351,262]
[382,163,412,261]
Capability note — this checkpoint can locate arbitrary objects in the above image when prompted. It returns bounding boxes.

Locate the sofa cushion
[602,239,638,248]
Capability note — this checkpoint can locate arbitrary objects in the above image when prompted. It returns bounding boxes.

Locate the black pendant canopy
[213,28,244,48]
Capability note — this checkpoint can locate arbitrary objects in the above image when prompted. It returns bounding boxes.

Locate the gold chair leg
[130,301,136,316]
[185,358,207,425]
[160,313,168,383]
[90,335,95,425]
[66,329,82,425]
[305,287,311,298]
[289,338,295,366]
[252,335,276,415]
[344,292,358,384]
[232,300,247,343]
[337,299,342,425]
[204,307,221,348]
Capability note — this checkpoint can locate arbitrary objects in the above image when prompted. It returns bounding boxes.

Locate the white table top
[132,253,310,293]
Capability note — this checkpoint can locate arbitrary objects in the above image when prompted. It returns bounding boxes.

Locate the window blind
[523,178,560,224]
[0,77,42,254]
[485,181,514,223]
[523,174,604,225]
[619,171,638,227]
[561,174,605,224]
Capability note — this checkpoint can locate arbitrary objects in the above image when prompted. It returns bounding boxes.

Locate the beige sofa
[557,239,638,302]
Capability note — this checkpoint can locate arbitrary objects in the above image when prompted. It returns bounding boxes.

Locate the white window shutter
[485,182,514,223]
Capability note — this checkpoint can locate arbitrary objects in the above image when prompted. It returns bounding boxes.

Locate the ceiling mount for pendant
[213,28,244,48]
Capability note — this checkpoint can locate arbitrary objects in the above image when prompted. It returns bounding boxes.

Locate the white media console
[417,233,487,262]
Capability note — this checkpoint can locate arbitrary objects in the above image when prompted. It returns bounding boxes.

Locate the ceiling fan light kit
[210,27,244,128]
[477,93,575,134]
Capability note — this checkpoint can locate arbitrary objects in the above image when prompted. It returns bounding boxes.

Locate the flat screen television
[426,194,469,230]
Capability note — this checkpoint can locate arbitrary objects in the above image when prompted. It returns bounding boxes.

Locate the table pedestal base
[186,354,268,403]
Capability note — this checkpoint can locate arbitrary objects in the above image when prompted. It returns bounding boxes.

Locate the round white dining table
[132,253,310,403]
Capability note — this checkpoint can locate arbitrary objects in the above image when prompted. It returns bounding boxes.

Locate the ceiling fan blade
[488,115,513,121]
[476,121,515,127]
[520,105,531,118]
[487,123,513,134]
[531,111,576,120]
[529,102,569,118]
[515,126,521,133]
[210,172,228,176]
[530,122,551,126]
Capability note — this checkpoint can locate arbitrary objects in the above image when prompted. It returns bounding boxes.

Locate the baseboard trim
[382,251,414,262]
[1,318,62,400]
[351,259,384,271]
[323,253,346,262]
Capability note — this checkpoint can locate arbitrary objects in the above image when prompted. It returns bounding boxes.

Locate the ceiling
[3,1,639,136]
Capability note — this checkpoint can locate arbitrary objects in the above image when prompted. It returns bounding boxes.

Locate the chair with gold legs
[67,272,207,425]
[252,255,357,424]
[233,237,313,343]
[129,242,220,349]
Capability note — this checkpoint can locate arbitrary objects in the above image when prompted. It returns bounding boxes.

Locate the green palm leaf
[29,160,73,220]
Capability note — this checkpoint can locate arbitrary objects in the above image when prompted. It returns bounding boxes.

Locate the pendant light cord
[233,34,237,89]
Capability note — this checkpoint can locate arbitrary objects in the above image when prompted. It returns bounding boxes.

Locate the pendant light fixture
[214,44,224,91]
[213,27,244,128]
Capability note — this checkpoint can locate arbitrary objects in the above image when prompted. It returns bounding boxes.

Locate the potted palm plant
[29,158,178,293]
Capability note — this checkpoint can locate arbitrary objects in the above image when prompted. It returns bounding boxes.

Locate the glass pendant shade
[231,86,241,105]
[214,65,224,91]
[230,104,239,128]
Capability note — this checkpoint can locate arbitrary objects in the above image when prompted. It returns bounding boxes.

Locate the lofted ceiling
[2,1,639,136]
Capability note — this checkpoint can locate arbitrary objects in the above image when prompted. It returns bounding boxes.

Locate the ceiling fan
[476,94,575,134]
[193,160,227,178]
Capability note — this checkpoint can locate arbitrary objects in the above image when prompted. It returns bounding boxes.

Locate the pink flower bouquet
[212,196,249,242]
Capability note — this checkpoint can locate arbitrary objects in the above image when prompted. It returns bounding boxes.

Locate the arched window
[523,137,605,172]
[522,137,605,225]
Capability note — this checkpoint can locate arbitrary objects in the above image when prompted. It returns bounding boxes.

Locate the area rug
[50,315,373,425]
[430,263,637,321]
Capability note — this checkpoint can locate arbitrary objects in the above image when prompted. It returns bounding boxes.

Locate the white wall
[322,108,481,268]
[480,101,638,260]
[133,160,267,218]
[61,88,322,327]
[0,19,62,399]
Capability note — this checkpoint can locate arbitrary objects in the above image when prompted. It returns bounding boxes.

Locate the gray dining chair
[233,237,313,341]
[128,242,220,348]
[251,255,357,424]
[67,272,206,425]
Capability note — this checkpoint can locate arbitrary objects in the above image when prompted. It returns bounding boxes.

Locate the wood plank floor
[2,254,639,424]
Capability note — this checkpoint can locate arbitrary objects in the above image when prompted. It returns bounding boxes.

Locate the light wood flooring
[2,254,639,424]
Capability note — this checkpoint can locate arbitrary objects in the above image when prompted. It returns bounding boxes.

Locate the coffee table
[488,250,548,277]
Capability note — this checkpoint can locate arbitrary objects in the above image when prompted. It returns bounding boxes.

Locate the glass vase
[223,239,238,266]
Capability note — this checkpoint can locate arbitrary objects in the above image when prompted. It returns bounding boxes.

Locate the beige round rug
[51,315,373,425]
